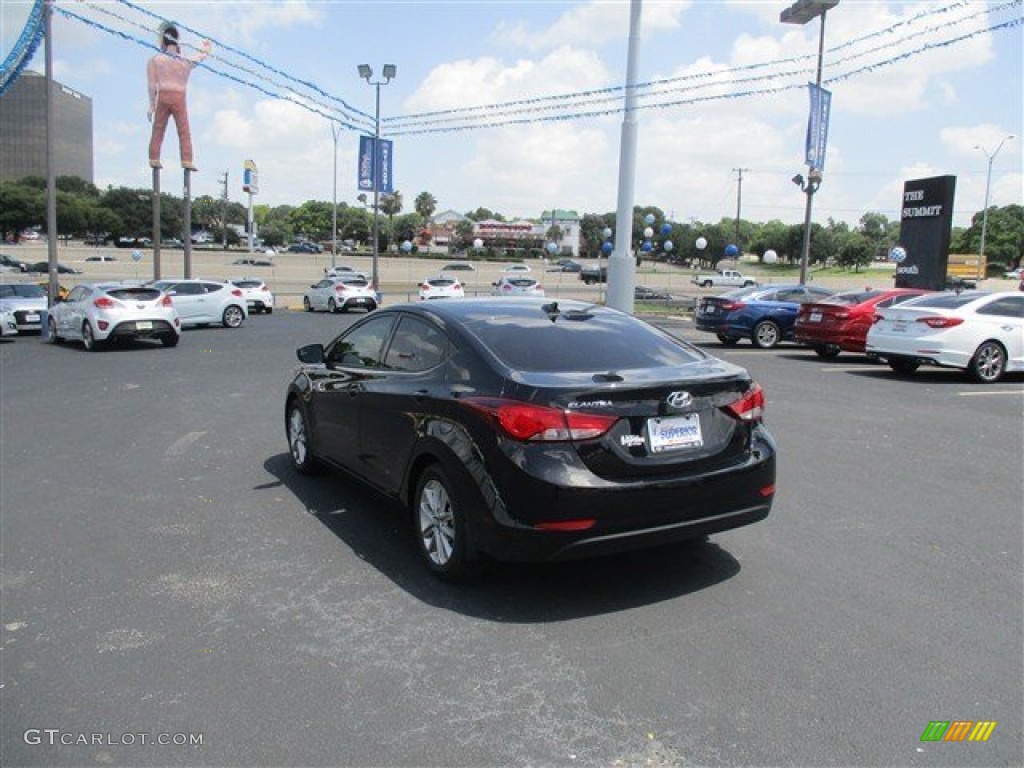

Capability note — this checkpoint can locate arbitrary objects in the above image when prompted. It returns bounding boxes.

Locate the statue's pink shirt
[147,51,198,107]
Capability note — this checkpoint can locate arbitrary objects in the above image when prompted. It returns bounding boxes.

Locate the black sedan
[285,298,776,580]
[26,261,83,274]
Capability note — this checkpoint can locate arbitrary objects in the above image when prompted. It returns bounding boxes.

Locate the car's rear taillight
[917,316,963,328]
[160,295,173,307]
[720,300,746,311]
[230,289,243,297]
[463,398,618,442]
[336,285,346,292]
[722,383,764,423]
[93,296,117,309]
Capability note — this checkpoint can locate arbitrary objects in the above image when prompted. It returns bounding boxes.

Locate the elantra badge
[666,391,693,409]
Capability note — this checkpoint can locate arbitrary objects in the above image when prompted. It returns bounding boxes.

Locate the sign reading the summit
[894,175,957,291]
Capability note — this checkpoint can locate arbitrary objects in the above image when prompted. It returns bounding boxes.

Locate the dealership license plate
[648,414,703,453]
[809,312,822,322]
[891,320,907,333]
[136,321,152,330]
[26,313,40,322]
[703,304,716,314]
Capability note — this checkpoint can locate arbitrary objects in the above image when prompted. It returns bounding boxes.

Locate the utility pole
[732,167,750,254]
[220,171,229,248]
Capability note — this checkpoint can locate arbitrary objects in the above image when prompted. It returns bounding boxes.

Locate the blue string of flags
[38,0,1024,138]
[0,0,45,97]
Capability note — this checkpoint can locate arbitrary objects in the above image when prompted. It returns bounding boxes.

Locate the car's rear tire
[702,280,713,288]
[716,333,740,346]
[161,333,179,348]
[888,358,919,375]
[286,402,319,475]
[265,307,273,315]
[814,344,841,359]
[413,464,472,581]
[969,341,1006,383]
[82,321,101,351]
[752,320,781,349]
[303,297,312,312]
[222,305,244,328]
[48,316,63,344]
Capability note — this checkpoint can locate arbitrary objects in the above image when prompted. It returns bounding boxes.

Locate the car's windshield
[0,284,46,298]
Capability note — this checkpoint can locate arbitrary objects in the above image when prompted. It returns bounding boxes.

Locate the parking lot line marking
[956,390,1024,397]
[165,430,206,459]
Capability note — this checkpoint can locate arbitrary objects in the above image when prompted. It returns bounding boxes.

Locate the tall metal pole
[152,169,162,279]
[733,167,749,253]
[183,169,192,278]
[371,82,381,294]
[43,0,58,304]
[331,122,340,269]
[607,0,643,314]
[798,10,827,285]
[976,135,1015,265]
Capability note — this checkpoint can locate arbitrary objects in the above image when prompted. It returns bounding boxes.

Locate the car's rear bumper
[794,325,865,351]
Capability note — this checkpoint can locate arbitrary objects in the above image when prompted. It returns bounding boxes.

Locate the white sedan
[491,276,545,297]
[418,275,465,300]
[303,276,377,313]
[866,290,1024,383]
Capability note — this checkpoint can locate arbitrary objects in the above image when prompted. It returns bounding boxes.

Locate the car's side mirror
[296,343,325,365]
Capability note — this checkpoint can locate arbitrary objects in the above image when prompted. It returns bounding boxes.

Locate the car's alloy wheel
[161,333,179,347]
[48,316,63,344]
[888,358,919,375]
[303,296,312,312]
[82,321,100,351]
[414,465,469,580]
[222,305,244,328]
[752,321,781,349]
[969,341,1006,383]
[286,403,318,475]
[716,333,739,346]
[814,344,841,359]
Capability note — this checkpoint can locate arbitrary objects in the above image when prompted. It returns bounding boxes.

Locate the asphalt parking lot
[1,309,1021,767]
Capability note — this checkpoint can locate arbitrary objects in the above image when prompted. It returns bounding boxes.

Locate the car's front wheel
[48,316,63,344]
[222,305,245,328]
[752,320,781,349]
[286,402,319,475]
[969,341,1006,383]
[328,298,338,313]
[413,464,472,581]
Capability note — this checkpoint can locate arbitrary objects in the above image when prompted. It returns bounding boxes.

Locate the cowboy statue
[147,22,211,172]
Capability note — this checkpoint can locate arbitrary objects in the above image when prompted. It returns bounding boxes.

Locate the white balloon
[643,227,654,239]
[473,238,483,249]
[763,249,778,264]
[695,237,707,250]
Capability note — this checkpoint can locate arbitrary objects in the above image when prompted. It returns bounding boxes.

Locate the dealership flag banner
[805,82,832,172]
[357,136,394,194]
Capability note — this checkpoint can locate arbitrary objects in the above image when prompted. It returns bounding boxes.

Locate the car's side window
[202,282,224,293]
[774,289,806,303]
[66,286,89,303]
[976,297,1024,318]
[327,315,396,368]
[384,317,449,372]
[174,282,203,296]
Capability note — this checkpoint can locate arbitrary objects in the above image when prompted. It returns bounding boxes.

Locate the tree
[379,191,403,251]
[289,200,334,241]
[0,181,45,239]
[414,191,437,220]
[465,207,503,222]
[835,232,873,272]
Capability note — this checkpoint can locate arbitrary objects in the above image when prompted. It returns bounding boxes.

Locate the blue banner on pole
[357,136,394,194]
[805,82,832,172]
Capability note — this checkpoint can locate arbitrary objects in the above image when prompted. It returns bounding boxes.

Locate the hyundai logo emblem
[666,391,693,408]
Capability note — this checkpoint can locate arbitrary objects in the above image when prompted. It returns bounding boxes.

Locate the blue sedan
[695,283,836,348]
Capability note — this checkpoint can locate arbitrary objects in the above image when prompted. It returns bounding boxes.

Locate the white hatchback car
[303,276,377,313]
[502,263,532,273]
[150,279,248,328]
[491,276,545,297]
[419,275,465,300]
[228,278,274,314]
[48,282,181,350]
[866,290,1024,383]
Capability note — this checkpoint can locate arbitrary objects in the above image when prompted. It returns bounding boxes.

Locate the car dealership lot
[1,310,1021,767]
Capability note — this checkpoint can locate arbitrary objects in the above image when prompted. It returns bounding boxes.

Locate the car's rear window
[107,288,163,301]
[340,278,369,287]
[463,308,704,371]
[903,292,987,309]
[428,279,457,287]
[233,280,263,289]
[0,284,46,298]
[506,278,537,287]
[825,290,883,305]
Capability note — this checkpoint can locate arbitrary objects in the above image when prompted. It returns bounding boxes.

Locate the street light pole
[975,134,1015,266]
[782,0,838,285]
[331,122,341,269]
[358,64,396,297]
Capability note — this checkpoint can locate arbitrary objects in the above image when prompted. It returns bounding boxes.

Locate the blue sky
[3,1,1021,229]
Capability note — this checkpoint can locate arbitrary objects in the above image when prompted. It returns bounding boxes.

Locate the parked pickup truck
[691,269,757,288]
[579,265,608,285]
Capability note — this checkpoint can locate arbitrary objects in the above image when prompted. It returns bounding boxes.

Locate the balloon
[695,237,707,250]
[644,214,656,226]
[601,241,613,255]
[641,240,653,252]
[660,223,672,236]
[400,240,413,253]
[725,244,739,257]
[546,241,559,254]
[473,238,483,249]
[663,240,674,252]
[763,249,778,264]
[602,227,612,239]
[643,227,654,239]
